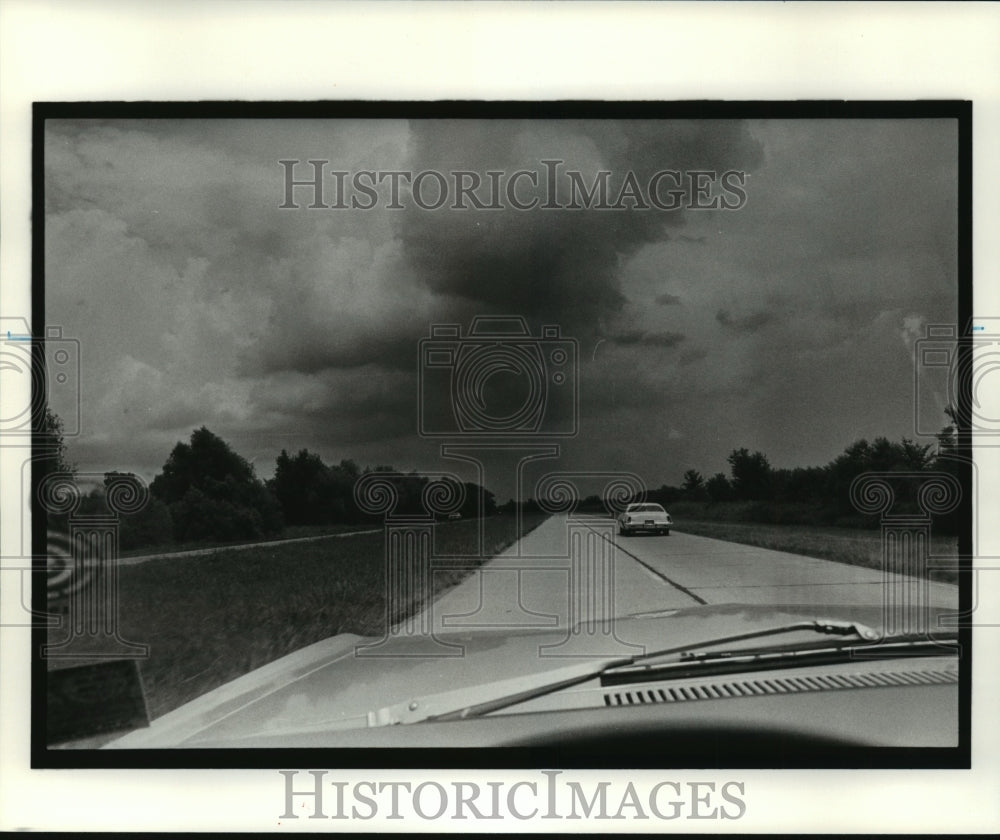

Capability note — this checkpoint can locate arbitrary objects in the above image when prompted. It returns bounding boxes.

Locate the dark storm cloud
[608,329,686,348]
[43,117,959,491]
[715,308,774,333]
[679,347,709,366]
[244,366,420,448]
[399,120,763,342]
[245,120,763,378]
[247,330,420,374]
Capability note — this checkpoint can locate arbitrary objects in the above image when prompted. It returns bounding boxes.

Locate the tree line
[46,425,497,551]
[42,409,965,549]
[636,414,964,533]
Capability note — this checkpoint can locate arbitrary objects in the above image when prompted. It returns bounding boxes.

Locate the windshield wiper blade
[612,619,883,672]
[366,618,885,727]
[669,630,956,666]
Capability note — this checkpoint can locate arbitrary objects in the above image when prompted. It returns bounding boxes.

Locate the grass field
[674,519,960,584]
[47,513,549,720]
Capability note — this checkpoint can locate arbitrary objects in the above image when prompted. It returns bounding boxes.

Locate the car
[53,514,960,762]
[618,502,671,536]
[97,602,959,755]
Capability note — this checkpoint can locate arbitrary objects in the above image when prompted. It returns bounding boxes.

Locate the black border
[31,100,973,770]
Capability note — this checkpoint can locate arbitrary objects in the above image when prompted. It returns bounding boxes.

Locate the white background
[1,1,998,833]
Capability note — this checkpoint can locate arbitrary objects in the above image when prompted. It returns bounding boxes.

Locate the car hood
[105,602,949,748]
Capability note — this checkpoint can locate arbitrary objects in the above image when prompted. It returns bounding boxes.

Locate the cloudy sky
[44,116,958,499]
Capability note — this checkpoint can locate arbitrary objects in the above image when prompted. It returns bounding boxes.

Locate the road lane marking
[578,520,708,606]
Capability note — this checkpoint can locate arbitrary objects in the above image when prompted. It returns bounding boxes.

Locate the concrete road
[610,521,959,608]
[412,514,958,644]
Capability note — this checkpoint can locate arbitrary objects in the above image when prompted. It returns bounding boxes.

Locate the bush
[169,483,283,543]
[152,428,284,543]
[119,496,174,550]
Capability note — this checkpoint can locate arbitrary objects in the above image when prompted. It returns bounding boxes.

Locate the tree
[37,407,75,482]
[936,424,957,456]
[681,469,706,500]
[267,449,365,526]
[706,472,733,503]
[151,427,283,541]
[151,426,256,504]
[822,435,938,518]
[772,465,826,504]
[338,458,360,480]
[461,481,497,518]
[935,405,960,457]
[933,406,966,536]
[103,472,174,550]
[861,436,933,472]
[269,449,332,526]
[727,448,772,501]
[649,484,683,506]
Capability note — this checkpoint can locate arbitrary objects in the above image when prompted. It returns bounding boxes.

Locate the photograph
[35,104,970,768]
[2,2,997,834]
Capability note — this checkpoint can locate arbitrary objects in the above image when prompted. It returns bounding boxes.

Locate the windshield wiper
[611,619,881,671]
[366,619,893,727]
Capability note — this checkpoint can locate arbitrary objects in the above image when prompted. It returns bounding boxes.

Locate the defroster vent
[604,667,958,707]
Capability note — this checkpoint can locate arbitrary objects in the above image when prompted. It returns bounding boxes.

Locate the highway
[413,513,959,639]
[98,512,962,748]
